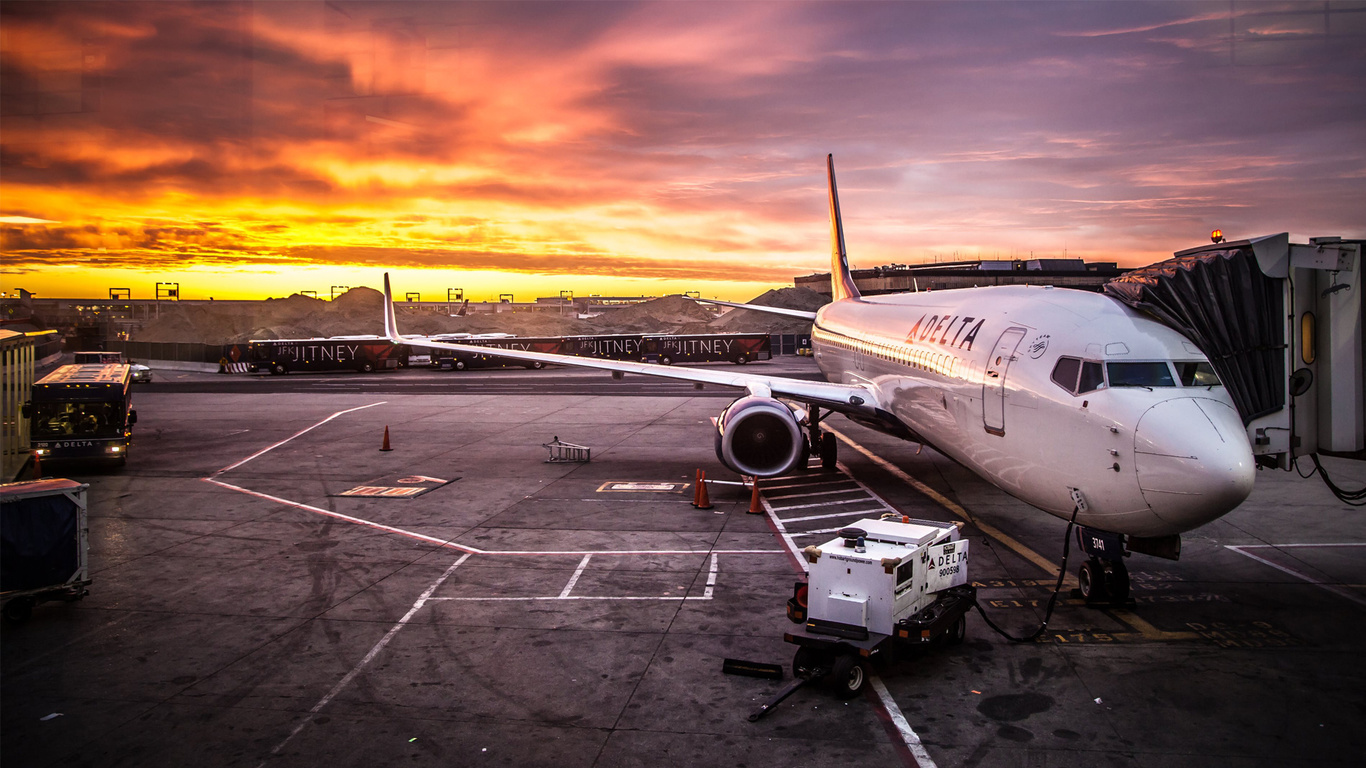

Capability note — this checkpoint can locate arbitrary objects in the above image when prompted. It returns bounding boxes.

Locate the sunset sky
[3,1,1364,302]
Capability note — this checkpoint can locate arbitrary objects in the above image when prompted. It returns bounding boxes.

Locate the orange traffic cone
[692,469,713,510]
[31,451,42,480]
[747,477,763,515]
[380,426,393,452]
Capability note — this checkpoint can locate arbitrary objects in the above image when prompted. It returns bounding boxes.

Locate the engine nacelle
[714,396,806,477]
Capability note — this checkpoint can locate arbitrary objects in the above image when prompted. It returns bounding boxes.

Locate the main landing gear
[1075,527,1132,605]
[807,407,838,470]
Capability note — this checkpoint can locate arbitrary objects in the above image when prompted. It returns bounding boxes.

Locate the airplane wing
[383,274,874,413]
[688,297,818,320]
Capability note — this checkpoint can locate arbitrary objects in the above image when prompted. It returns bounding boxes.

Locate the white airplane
[382,156,1256,600]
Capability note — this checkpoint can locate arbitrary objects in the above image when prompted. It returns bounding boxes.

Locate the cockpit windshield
[1106,362,1176,388]
[1176,361,1221,387]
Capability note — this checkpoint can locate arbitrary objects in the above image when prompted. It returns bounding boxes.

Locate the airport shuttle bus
[248,337,410,374]
[434,333,771,370]
[642,333,771,365]
[29,364,138,465]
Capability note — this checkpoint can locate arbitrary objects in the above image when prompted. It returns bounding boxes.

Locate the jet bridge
[1104,234,1363,503]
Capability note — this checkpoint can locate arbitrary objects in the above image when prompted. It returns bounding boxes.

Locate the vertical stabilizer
[827,155,861,302]
[383,273,401,341]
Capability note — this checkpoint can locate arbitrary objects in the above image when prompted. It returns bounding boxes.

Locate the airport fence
[111,341,251,366]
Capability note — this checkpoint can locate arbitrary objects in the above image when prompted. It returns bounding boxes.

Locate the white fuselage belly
[812,285,1255,538]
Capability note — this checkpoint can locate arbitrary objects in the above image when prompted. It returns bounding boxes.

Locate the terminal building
[794,258,1126,297]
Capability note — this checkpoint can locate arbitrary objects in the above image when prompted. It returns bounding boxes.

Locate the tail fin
[456,299,469,317]
[827,154,861,302]
[383,273,401,341]
[825,153,857,300]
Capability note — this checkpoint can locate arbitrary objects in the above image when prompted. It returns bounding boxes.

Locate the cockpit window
[1078,361,1105,394]
[1107,362,1176,387]
[1176,361,1221,387]
[1052,356,1107,395]
[1050,357,1081,393]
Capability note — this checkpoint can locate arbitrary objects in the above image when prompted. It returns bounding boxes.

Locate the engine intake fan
[715,396,805,477]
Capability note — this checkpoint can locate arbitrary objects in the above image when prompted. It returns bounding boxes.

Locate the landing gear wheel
[828,654,868,699]
[945,613,967,646]
[792,646,829,680]
[1104,559,1130,602]
[3,597,34,624]
[819,432,838,469]
[1079,558,1108,601]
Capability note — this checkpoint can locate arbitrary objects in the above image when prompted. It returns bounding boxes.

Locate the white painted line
[781,508,887,524]
[259,552,472,766]
[765,486,867,501]
[769,496,886,512]
[215,401,386,476]
[762,479,857,492]
[560,554,592,598]
[789,526,847,537]
[428,595,709,601]
[704,552,719,599]
[870,675,938,768]
[1233,543,1366,549]
[1226,545,1366,608]
[208,478,785,558]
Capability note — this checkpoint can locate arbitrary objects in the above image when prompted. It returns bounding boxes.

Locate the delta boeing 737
[382,156,1255,600]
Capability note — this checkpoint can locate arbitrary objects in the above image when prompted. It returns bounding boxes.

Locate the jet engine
[714,396,806,477]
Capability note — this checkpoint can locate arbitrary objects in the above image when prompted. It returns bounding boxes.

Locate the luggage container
[1,478,91,623]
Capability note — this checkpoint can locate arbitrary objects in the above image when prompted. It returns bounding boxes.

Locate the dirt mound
[588,295,715,332]
[707,286,826,334]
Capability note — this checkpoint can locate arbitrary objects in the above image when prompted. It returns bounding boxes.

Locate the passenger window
[1078,361,1105,393]
[1176,361,1221,387]
[1051,357,1081,393]
[1107,362,1176,387]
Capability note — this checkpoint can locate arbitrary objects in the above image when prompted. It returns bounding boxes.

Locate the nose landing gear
[1075,527,1134,606]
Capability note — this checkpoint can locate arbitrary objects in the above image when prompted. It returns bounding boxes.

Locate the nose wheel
[1078,557,1130,604]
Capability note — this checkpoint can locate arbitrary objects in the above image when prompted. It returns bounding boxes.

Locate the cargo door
[983,327,1027,436]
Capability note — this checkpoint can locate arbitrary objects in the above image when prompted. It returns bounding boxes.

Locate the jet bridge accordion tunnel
[1103,234,1364,490]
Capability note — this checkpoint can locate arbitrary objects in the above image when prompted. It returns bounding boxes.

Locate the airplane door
[982,327,1027,436]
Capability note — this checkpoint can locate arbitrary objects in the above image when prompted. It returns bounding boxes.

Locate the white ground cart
[781,516,975,699]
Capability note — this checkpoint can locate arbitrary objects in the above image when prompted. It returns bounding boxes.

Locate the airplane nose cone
[1133,397,1255,533]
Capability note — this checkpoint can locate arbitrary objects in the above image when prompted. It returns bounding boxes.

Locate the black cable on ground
[1311,454,1366,506]
[971,506,1079,643]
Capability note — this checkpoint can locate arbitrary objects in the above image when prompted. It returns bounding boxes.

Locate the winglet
[383,273,401,342]
[827,154,861,302]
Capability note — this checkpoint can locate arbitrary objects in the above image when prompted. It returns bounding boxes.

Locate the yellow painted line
[1110,610,1199,641]
[825,426,1076,587]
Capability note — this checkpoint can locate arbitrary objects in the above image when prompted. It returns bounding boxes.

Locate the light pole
[155,282,179,318]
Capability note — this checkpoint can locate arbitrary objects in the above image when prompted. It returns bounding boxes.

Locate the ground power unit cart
[783,516,974,699]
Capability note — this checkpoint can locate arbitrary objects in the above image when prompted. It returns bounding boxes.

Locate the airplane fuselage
[812,284,1256,537]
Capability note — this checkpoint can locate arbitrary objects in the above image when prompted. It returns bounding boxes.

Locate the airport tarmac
[3,362,1364,767]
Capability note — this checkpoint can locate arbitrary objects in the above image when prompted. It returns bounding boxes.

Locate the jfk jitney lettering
[662,338,735,355]
[276,343,361,362]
